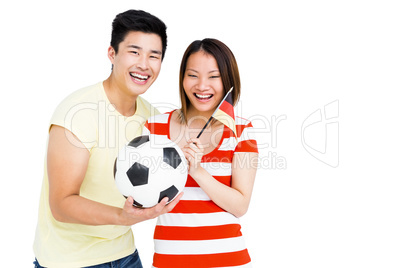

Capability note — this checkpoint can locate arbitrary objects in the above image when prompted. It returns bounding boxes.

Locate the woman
[144,38,259,267]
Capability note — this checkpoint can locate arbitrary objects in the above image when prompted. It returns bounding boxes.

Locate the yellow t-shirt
[33,82,159,267]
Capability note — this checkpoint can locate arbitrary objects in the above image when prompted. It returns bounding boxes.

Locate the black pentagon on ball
[121,194,143,208]
[158,185,179,203]
[128,135,150,148]
[133,199,144,208]
[113,159,117,178]
[126,162,149,186]
[163,147,182,169]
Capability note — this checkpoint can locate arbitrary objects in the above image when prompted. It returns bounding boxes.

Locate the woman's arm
[182,138,258,218]
[48,125,181,226]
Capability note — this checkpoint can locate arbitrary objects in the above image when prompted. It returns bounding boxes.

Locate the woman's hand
[182,138,205,178]
[181,137,258,218]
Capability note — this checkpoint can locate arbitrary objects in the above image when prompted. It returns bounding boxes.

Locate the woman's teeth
[195,93,213,99]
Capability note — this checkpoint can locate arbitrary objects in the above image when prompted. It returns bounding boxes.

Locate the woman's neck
[185,107,214,128]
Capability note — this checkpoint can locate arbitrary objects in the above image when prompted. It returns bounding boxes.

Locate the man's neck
[103,76,137,117]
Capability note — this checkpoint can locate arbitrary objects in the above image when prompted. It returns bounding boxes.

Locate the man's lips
[130,72,150,84]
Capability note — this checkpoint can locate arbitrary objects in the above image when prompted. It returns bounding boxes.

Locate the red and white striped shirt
[144,111,258,268]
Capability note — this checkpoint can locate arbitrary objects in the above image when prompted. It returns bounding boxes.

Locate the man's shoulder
[50,82,103,128]
[60,82,103,105]
[136,96,161,118]
[52,82,102,114]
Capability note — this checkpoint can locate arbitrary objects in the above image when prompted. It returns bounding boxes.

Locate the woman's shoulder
[235,116,253,127]
[234,116,255,137]
[146,110,175,125]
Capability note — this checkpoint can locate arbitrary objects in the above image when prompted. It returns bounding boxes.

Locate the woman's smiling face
[183,51,224,116]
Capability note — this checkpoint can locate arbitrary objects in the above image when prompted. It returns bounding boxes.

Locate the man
[33,10,181,267]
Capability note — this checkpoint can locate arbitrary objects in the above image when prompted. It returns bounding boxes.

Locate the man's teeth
[130,73,148,80]
[195,93,212,99]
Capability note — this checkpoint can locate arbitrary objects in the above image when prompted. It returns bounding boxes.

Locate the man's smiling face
[108,31,163,97]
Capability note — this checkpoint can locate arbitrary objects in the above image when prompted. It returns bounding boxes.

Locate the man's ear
[107,46,116,64]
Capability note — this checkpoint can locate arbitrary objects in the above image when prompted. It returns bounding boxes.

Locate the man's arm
[47,125,181,226]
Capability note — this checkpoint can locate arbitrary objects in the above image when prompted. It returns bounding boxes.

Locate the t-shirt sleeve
[50,99,97,151]
[234,121,259,154]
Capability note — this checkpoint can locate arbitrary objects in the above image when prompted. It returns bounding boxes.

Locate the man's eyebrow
[127,45,162,55]
[127,45,142,50]
[151,49,162,55]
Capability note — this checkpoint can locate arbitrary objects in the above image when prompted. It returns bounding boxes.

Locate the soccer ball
[114,135,188,208]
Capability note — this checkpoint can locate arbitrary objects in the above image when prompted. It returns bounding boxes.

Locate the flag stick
[196,87,233,139]
[196,116,214,139]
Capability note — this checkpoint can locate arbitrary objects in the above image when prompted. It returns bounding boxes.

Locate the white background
[1,0,401,267]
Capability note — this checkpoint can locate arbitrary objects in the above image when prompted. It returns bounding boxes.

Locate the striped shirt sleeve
[234,117,259,154]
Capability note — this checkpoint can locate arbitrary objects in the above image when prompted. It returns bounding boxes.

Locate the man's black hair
[111,10,167,60]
